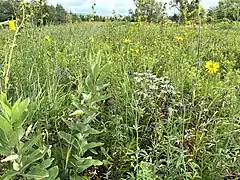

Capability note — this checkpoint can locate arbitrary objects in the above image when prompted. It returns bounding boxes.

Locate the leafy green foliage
[0,92,59,180]
[57,52,109,178]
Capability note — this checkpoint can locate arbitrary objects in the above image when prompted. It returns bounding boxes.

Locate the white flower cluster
[133,71,177,100]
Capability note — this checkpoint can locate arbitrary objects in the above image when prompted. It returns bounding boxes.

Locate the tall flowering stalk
[3,3,26,90]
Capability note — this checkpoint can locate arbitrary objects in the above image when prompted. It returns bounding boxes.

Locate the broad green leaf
[82,142,104,154]
[0,114,13,136]
[96,83,109,91]
[19,135,41,154]
[76,157,103,173]
[82,93,92,101]
[39,158,54,169]
[85,75,93,90]
[0,145,12,156]
[0,100,11,120]
[63,120,74,130]
[70,175,88,180]
[43,166,59,180]
[0,91,10,105]
[9,127,25,146]
[74,123,89,133]
[25,167,49,179]
[85,127,102,135]
[11,99,21,113]
[90,94,110,104]
[22,146,50,170]
[0,170,18,180]
[11,98,30,127]
[99,63,110,76]
[83,113,96,124]
[0,128,9,145]
[58,131,74,144]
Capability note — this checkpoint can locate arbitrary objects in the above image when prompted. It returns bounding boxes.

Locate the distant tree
[215,0,240,21]
[132,0,165,22]
[46,5,57,23]
[0,0,21,21]
[206,7,217,22]
[169,13,180,22]
[0,0,14,21]
[55,4,67,23]
[170,0,205,22]
[71,12,80,23]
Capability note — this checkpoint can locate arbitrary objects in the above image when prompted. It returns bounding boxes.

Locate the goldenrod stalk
[3,6,26,91]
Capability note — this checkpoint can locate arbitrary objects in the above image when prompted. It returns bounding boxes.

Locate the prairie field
[0,22,240,179]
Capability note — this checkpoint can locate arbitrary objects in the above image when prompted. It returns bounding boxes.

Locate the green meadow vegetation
[0,0,240,179]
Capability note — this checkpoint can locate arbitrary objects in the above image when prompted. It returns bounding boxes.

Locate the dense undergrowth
[0,21,240,179]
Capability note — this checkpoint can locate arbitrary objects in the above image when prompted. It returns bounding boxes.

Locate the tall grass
[0,21,240,179]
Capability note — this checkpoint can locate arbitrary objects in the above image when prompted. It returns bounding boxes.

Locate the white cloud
[46,0,219,16]
[201,0,219,8]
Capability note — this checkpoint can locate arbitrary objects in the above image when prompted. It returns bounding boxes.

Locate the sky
[47,0,219,16]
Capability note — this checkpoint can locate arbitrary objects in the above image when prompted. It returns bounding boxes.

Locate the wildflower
[177,36,183,42]
[123,38,131,44]
[8,20,16,31]
[131,49,139,57]
[89,36,94,43]
[185,20,191,25]
[90,13,95,21]
[205,60,220,74]
[164,36,169,40]
[44,35,51,41]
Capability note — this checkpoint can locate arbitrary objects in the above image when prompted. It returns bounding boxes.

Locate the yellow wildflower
[131,49,139,57]
[8,20,16,31]
[185,20,192,25]
[44,35,51,41]
[205,60,220,74]
[177,36,183,42]
[89,36,94,43]
[123,38,131,44]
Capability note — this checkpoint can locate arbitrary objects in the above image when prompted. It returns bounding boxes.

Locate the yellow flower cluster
[8,20,16,31]
[123,39,131,44]
[131,49,139,57]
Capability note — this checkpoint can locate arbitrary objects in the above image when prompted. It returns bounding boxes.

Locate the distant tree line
[0,0,239,25]
[0,0,134,24]
[0,0,69,24]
